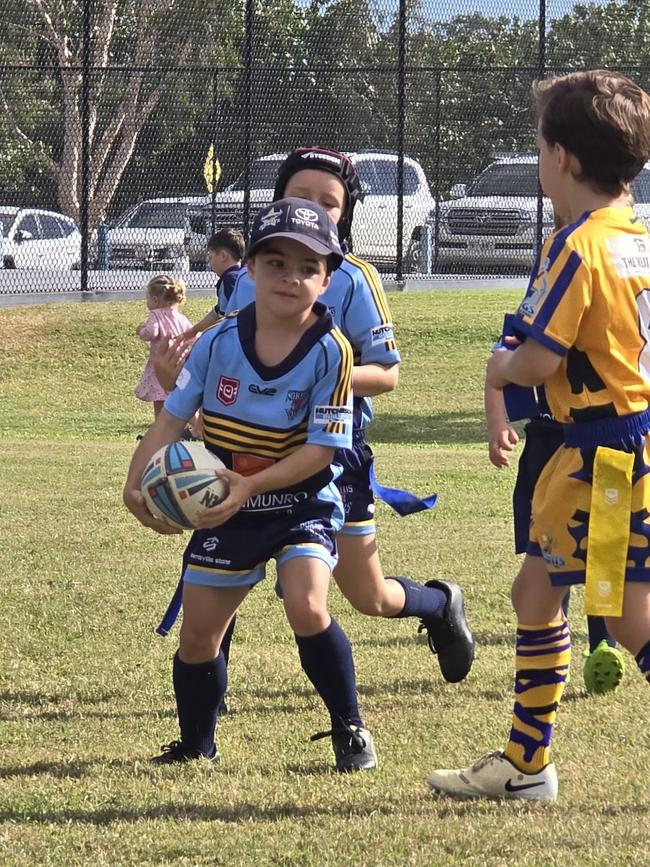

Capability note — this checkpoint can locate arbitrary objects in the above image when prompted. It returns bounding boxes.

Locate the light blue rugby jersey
[165,301,354,503]
[226,255,401,430]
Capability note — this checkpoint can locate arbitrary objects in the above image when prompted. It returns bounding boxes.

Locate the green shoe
[583,640,625,695]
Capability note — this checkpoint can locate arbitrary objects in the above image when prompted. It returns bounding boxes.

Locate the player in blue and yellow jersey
[485,210,625,696]
[428,70,650,801]
[124,198,378,771]
[216,147,474,686]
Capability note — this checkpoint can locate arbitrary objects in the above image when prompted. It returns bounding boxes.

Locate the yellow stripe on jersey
[202,411,308,458]
[327,327,353,435]
[346,253,398,352]
[203,412,308,441]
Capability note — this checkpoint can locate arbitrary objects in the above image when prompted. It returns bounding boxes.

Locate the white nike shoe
[426,750,558,801]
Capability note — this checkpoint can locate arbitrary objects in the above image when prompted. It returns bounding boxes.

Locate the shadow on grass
[0,758,133,780]
[0,800,403,825]
[0,689,121,706]
[370,412,486,446]
[0,707,176,722]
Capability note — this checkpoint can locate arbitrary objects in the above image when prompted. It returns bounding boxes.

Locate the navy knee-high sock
[389,576,447,619]
[172,651,226,757]
[587,616,616,651]
[295,619,363,730]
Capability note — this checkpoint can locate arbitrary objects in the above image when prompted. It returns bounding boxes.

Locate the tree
[0,0,240,228]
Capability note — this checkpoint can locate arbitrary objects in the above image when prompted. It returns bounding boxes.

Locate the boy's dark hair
[534,70,650,196]
[207,228,245,261]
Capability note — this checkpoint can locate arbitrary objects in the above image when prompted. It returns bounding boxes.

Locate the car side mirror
[450,183,466,199]
[15,229,33,243]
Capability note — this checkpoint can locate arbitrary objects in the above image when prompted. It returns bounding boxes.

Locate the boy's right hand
[152,335,191,392]
[488,424,520,468]
[123,485,183,535]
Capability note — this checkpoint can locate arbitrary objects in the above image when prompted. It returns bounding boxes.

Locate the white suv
[0,207,81,270]
[99,196,210,271]
[424,155,650,273]
[200,150,435,269]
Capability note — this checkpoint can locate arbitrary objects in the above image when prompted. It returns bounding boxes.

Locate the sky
[295,0,611,22]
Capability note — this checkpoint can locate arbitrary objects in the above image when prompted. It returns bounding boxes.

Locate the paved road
[0,268,527,308]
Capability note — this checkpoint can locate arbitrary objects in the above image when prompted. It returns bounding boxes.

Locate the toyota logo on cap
[295,207,318,222]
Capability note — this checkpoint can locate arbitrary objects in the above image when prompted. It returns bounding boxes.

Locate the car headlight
[159,244,184,259]
[134,243,151,259]
[426,206,449,226]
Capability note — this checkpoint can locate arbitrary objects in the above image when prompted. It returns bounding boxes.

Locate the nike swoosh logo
[505,779,546,792]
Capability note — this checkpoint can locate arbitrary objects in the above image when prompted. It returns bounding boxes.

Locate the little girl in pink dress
[135,274,193,420]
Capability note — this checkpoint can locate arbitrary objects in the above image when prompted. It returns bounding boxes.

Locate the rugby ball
[141,441,229,530]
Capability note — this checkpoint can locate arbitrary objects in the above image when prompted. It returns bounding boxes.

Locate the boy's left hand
[194,469,254,528]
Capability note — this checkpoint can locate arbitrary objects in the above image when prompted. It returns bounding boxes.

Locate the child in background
[124,198,377,772]
[428,69,650,802]
[485,211,625,696]
[182,228,246,341]
[135,275,193,420]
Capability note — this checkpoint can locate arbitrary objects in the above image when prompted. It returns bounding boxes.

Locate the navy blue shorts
[335,432,375,537]
[512,417,564,554]
[183,504,341,588]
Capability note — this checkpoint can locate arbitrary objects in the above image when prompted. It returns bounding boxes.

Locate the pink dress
[135,306,193,402]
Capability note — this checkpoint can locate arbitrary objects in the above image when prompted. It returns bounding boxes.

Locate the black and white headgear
[273,147,364,244]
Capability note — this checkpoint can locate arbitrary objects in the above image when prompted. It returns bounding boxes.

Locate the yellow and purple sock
[504,620,571,774]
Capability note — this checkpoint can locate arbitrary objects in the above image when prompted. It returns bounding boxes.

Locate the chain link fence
[0,0,648,298]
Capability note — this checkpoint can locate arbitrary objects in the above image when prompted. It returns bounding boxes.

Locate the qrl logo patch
[217,375,239,406]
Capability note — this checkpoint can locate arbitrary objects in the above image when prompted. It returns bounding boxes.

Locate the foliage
[1,1,650,220]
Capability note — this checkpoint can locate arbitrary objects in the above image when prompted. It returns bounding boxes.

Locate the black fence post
[396,0,407,282]
[243,0,254,240]
[433,68,442,274]
[536,0,547,253]
[80,0,92,291]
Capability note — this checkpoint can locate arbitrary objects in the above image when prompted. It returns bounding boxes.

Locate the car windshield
[0,210,17,231]
[632,169,650,203]
[119,203,186,229]
[469,163,540,197]
[229,159,285,191]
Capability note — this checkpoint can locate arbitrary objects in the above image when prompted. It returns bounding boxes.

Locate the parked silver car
[422,156,650,273]
[96,196,210,271]
[0,207,81,270]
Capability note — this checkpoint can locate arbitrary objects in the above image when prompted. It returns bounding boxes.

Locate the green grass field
[0,292,648,867]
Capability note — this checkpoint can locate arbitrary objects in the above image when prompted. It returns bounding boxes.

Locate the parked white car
[199,150,435,269]
[423,155,650,273]
[0,207,81,270]
[98,196,210,271]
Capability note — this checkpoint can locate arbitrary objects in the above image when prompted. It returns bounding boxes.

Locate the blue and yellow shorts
[528,430,650,586]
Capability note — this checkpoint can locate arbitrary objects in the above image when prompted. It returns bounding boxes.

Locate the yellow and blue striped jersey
[226,253,400,430]
[514,206,650,423]
[165,301,353,492]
